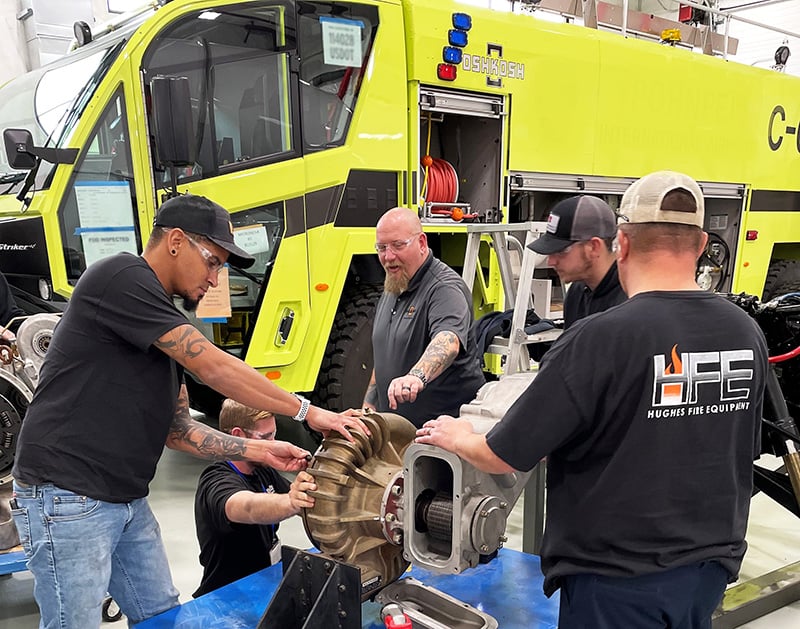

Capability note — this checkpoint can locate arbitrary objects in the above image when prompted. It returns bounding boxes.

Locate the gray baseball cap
[527,195,616,255]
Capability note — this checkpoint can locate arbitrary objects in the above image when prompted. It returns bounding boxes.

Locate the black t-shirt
[12,253,187,502]
[563,261,626,329]
[486,291,767,596]
[193,462,290,597]
[372,254,485,427]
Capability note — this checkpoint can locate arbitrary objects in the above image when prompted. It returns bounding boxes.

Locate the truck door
[137,1,308,372]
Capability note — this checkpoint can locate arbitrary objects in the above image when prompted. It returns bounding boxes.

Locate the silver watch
[292,394,311,422]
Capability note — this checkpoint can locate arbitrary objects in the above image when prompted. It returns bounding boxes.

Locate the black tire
[762,260,800,300]
[311,283,382,412]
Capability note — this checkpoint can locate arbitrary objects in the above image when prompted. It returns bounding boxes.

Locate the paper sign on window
[74,181,138,268]
[320,16,363,68]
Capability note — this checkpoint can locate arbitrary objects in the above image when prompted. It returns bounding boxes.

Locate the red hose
[425,158,458,204]
[769,346,800,364]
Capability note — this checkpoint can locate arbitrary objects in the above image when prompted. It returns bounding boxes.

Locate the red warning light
[437,63,457,81]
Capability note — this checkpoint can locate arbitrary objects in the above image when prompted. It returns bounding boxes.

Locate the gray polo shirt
[372,253,485,427]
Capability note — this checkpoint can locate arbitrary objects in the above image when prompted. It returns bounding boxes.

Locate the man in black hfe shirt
[416,172,768,629]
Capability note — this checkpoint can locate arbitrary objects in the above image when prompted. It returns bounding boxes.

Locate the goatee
[384,272,409,295]
[182,296,200,312]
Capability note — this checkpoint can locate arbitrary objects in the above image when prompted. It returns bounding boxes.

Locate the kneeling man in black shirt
[194,399,316,596]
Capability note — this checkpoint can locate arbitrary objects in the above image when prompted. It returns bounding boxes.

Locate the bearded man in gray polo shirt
[363,208,485,428]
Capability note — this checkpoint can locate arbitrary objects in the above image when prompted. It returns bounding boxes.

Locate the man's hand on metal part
[415,415,472,452]
[258,440,312,472]
[388,374,425,409]
[288,471,316,512]
[306,406,370,442]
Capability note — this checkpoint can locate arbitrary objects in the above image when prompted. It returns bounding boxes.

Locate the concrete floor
[2,448,800,628]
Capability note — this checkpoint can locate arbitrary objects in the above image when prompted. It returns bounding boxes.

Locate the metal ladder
[461,222,562,554]
[461,221,561,375]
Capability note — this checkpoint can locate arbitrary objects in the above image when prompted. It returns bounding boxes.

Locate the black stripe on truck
[335,170,398,228]
[750,190,800,212]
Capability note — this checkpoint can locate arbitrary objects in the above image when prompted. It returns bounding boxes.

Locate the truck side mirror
[150,76,196,168]
[3,129,78,170]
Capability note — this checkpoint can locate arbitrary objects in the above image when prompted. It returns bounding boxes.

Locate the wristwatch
[292,394,311,422]
[408,368,428,386]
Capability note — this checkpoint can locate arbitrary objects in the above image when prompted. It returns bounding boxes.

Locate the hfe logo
[652,344,754,407]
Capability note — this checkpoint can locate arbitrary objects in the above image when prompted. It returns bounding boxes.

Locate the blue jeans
[558,561,729,629]
[11,481,179,628]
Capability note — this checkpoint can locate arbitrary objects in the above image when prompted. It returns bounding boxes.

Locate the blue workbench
[135,548,559,628]
[0,548,27,575]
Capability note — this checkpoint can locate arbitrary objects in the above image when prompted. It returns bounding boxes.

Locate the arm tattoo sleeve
[414,331,460,382]
[168,388,247,459]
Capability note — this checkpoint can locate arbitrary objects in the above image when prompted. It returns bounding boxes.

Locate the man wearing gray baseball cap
[528,195,626,328]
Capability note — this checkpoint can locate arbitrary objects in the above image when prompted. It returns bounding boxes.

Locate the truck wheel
[312,284,382,412]
[763,260,800,300]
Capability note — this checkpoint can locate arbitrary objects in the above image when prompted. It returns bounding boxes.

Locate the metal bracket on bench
[258,547,362,629]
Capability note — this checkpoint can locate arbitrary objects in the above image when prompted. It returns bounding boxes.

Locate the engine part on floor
[259,546,362,629]
[375,577,498,629]
[724,292,800,517]
[14,313,60,389]
[302,411,417,600]
[0,313,59,487]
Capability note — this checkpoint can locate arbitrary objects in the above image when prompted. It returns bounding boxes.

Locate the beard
[182,295,200,312]
[384,270,410,295]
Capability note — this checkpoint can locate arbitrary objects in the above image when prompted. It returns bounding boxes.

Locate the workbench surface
[135,548,559,628]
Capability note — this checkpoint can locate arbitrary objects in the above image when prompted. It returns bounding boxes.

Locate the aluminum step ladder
[461,221,562,375]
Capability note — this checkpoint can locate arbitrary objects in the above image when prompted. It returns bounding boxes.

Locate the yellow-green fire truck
[0,0,799,422]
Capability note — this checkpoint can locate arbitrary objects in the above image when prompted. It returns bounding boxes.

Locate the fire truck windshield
[0,35,127,191]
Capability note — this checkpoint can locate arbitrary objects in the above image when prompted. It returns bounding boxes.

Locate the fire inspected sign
[320,16,363,67]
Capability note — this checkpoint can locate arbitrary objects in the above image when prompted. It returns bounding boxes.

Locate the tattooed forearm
[168,386,248,459]
[413,331,460,382]
[169,416,248,460]
[154,326,209,360]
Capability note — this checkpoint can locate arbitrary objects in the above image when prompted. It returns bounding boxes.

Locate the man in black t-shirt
[417,172,768,629]
[11,194,368,628]
[194,399,315,597]
[528,195,626,329]
[363,207,485,428]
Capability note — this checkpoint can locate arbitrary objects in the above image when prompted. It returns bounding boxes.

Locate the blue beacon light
[452,13,472,31]
[443,46,463,64]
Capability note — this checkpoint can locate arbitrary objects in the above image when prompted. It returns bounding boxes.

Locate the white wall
[1,1,799,87]
[0,0,114,87]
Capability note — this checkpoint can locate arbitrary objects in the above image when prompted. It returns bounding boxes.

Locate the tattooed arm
[387,330,460,410]
[155,324,369,444]
[166,385,309,471]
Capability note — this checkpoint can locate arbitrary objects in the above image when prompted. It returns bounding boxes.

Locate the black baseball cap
[527,195,616,255]
[154,194,255,269]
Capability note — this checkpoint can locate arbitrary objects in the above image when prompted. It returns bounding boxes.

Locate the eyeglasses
[186,235,225,274]
[242,428,275,441]
[375,233,420,254]
[549,242,581,258]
